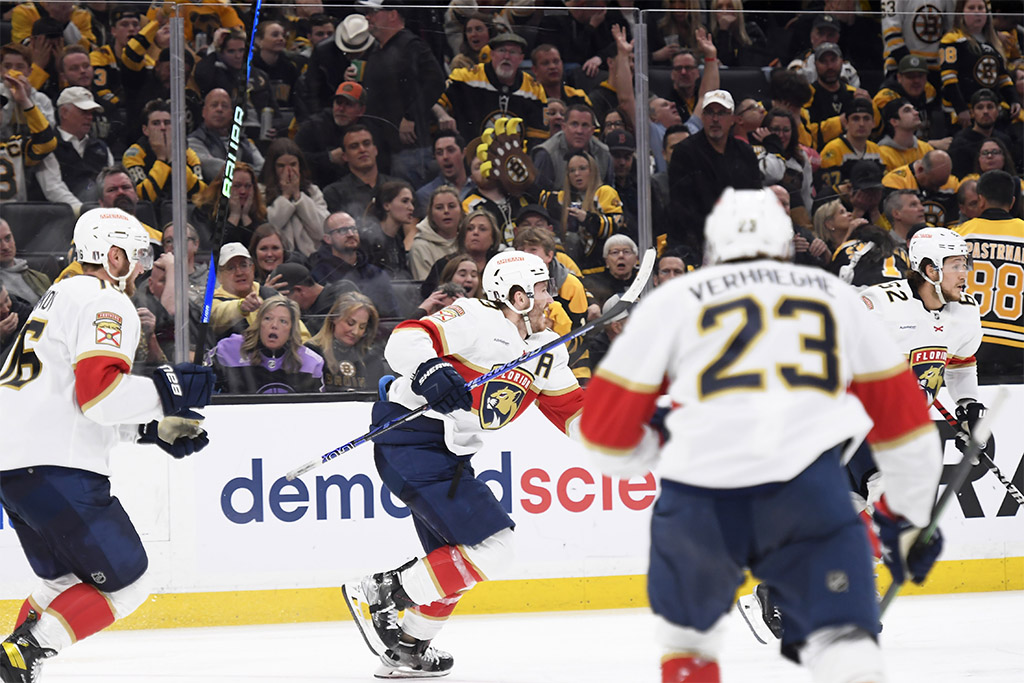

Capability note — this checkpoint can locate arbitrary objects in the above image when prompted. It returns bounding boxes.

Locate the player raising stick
[580,188,944,683]
[0,209,214,683]
[343,250,584,678]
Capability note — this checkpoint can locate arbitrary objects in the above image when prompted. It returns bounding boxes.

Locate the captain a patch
[94,311,123,348]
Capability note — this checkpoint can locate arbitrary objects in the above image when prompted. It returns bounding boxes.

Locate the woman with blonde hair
[708,0,770,67]
[547,150,623,271]
[192,162,266,249]
[940,0,1021,126]
[812,198,868,254]
[209,296,324,394]
[306,292,389,392]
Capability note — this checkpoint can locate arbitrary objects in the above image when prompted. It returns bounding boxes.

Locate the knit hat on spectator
[848,160,884,192]
[898,55,928,74]
[157,47,195,70]
[813,42,842,60]
[218,243,252,267]
[56,87,103,112]
[516,204,554,226]
[335,82,365,103]
[335,14,373,53]
[702,90,735,112]
[110,9,140,25]
[970,88,999,107]
[842,97,874,117]
[270,263,313,290]
[605,129,636,153]
[489,32,527,51]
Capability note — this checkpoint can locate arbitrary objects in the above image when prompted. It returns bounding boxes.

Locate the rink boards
[1,384,1021,630]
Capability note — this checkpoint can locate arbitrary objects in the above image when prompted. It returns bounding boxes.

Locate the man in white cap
[301,13,374,119]
[33,85,114,215]
[667,88,762,257]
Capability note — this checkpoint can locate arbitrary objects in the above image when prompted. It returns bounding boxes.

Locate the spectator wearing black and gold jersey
[122,98,205,203]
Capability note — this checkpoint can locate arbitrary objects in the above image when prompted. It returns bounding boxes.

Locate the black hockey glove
[649,405,671,445]
[953,401,987,461]
[955,401,986,435]
[152,363,215,419]
[139,417,210,459]
[411,358,472,414]
[873,499,943,585]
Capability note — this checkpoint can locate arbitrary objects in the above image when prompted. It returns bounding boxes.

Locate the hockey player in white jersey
[343,251,584,678]
[580,188,944,683]
[739,227,985,646]
[0,208,214,683]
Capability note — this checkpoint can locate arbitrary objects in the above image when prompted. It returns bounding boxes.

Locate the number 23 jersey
[0,276,162,475]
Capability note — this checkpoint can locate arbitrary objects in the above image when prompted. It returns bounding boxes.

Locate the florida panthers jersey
[0,276,164,475]
[581,260,940,526]
[860,279,981,405]
[385,297,583,455]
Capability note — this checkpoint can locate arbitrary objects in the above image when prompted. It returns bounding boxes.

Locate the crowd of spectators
[1,1,1022,394]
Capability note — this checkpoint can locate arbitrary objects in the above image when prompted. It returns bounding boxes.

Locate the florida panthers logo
[910,346,948,404]
[93,311,123,348]
[479,367,534,429]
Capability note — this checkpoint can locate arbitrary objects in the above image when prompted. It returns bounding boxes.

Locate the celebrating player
[0,209,214,683]
[580,188,944,683]
[739,226,984,645]
[343,250,584,678]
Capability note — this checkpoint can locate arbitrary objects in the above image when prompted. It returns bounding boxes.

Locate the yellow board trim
[2,558,1020,632]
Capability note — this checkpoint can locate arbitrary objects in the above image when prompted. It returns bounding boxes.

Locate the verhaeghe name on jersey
[688,265,836,301]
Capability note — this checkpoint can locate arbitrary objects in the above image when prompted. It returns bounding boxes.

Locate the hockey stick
[932,399,1024,505]
[285,248,657,480]
[879,386,1010,615]
[194,0,263,363]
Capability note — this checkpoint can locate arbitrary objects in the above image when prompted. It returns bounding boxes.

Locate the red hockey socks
[43,583,116,644]
[662,654,721,682]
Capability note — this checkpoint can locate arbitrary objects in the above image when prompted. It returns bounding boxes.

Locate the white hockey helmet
[908,227,970,273]
[74,208,153,291]
[908,227,971,304]
[704,187,794,265]
[482,250,549,315]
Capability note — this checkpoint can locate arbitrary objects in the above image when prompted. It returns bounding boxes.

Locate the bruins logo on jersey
[913,6,945,44]
[973,54,1000,88]
[909,345,948,404]
[479,367,534,429]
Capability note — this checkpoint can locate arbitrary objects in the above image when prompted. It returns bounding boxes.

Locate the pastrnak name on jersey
[966,239,1024,265]
[687,266,835,301]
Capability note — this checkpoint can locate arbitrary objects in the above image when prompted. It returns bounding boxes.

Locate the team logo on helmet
[94,311,123,348]
[479,368,534,429]
[909,346,948,404]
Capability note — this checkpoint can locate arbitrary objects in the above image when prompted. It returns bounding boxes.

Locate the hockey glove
[649,405,671,446]
[139,417,210,459]
[152,363,215,419]
[873,499,943,585]
[953,401,988,461]
[411,358,472,414]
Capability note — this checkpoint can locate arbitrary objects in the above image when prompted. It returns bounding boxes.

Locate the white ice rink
[32,591,1024,682]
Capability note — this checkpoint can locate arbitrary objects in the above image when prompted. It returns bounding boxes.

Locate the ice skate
[375,638,454,679]
[0,611,56,683]
[736,583,783,644]
[344,571,408,656]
